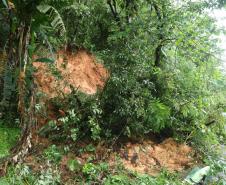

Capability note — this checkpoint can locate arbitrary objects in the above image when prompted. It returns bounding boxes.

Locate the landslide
[24,138,197,180]
[32,49,108,132]
[33,49,108,98]
[31,49,197,178]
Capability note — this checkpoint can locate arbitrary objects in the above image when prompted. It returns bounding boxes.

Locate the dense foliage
[0,0,226,184]
[37,0,226,142]
[0,0,225,142]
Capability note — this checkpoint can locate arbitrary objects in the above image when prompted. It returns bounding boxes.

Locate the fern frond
[37,5,66,39]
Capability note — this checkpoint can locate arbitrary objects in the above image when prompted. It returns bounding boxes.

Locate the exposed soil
[114,138,195,176]
[24,137,196,182]
[33,50,108,98]
[64,139,195,177]
[32,49,108,129]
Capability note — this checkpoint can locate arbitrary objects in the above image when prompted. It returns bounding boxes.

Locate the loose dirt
[33,50,108,98]
[24,137,196,180]
[58,138,196,177]
[115,138,195,176]
[32,49,108,129]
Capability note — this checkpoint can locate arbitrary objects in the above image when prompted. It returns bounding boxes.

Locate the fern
[37,5,66,39]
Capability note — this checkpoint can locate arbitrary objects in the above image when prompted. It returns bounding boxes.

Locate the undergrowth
[0,120,20,158]
[0,159,183,185]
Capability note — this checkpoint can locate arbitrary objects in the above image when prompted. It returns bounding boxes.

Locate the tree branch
[107,0,121,27]
[153,2,164,67]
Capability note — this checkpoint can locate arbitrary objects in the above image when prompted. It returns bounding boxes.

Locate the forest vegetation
[0,0,226,184]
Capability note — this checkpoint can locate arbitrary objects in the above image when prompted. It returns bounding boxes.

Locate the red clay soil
[114,138,195,176]
[57,138,195,178]
[32,49,108,134]
[24,138,196,180]
[33,50,108,98]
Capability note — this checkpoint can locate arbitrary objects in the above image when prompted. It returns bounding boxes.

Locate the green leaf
[184,166,211,184]
[67,159,81,172]
[1,0,8,8]
[35,58,55,63]
[37,5,51,14]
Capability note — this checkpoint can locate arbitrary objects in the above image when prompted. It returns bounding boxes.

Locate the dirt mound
[23,138,196,183]
[33,50,108,98]
[112,138,195,176]
[58,138,195,177]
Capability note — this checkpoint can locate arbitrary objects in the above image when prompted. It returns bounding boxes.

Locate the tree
[0,0,66,174]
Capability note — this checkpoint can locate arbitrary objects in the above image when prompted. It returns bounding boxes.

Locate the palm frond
[37,5,66,39]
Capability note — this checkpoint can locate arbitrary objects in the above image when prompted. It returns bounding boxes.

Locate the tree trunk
[153,3,164,67]
[0,23,35,176]
[12,24,34,162]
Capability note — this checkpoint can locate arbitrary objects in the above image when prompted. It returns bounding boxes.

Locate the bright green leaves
[44,145,62,163]
[88,116,101,141]
[82,162,109,181]
[146,101,171,132]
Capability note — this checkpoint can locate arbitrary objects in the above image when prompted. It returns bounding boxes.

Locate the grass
[0,120,20,158]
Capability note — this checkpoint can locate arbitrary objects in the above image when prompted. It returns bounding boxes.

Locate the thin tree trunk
[153,3,164,67]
